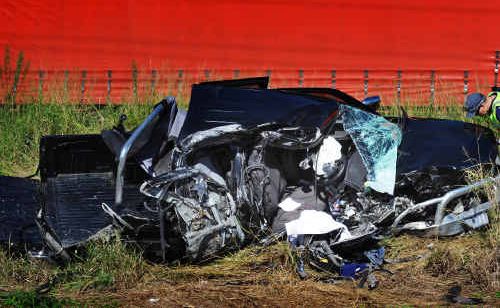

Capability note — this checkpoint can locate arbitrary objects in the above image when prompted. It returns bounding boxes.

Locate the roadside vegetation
[0,48,498,306]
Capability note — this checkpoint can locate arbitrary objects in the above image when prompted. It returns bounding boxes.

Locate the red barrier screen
[2,0,500,103]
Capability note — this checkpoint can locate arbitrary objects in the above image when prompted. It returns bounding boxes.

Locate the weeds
[0,103,156,175]
[0,46,30,105]
[0,237,144,306]
[425,244,462,276]
[0,290,77,308]
[61,236,146,291]
[0,250,52,288]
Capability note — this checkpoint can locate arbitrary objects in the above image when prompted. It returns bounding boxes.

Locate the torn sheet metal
[397,201,492,237]
[179,84,338,139]
[341,105,402,195]
[440,202,490,236]
[179,124,243,152]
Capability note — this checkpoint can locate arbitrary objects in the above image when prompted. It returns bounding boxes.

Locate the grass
[0,290,77,308]
[0,249,52,288]
[61,236,146,292]
[0,103,164,175]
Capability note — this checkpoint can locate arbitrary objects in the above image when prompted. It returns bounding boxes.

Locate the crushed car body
[0,77,498,284]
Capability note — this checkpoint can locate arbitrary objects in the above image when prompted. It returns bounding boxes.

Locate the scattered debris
[443,285,484,305]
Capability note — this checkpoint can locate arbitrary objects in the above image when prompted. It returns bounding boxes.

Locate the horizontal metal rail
[392,175,499,231]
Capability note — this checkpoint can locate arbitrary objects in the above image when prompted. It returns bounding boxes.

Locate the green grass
[0,290,79,308]
[60,235,146,292]
[0,103,164,175]
[0,237,143,307]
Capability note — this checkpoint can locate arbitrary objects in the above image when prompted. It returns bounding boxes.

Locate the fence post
[107,70,112,99]
[63,70,69,99]
[298,69,304,87]
[463,70,469,103]
[396,70,402,105]
[331,70,336,89]
[363,70,369,98]
[151,69,157,95]
[38,70,45,103]
[80,70,87,102]
[204,69,211,81]
[177,69,184,96]
[430,70,435,106]
[494,51,500,89]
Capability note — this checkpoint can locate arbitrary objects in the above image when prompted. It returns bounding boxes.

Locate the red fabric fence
[2,0,500,104]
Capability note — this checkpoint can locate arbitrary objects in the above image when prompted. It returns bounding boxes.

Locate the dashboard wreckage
[1,77,498,287]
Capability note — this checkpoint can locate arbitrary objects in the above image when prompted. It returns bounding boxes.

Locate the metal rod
[63,70,69,96]
[81,70,87,102]
[392,197,442,230]
[298,69,304,87]
[331,70,336,89]
[177,69,184,95]
[115,100,170,205]
[107,70,112,97]
[434,176,498,224]
[363,70,369,98]
[151,69,157,93]
[495,51,499,88]
[397,70,402,105]
[38,70,45,102]
[430,70,435,105]
[464,70,469,103]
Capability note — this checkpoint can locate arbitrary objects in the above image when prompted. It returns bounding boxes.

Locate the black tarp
[0,176,41,248]
[178,85,339,139]
[396,118,497,174]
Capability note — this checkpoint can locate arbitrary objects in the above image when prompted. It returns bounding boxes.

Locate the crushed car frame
[1,77,498,285]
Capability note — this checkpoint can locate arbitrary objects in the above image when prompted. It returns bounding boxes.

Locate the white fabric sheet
[285,210,351,239]
[278,197,302,212]
[315,136,342,176]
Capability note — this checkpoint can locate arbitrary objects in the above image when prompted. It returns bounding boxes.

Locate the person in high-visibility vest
[464,91,500,164]
[464,92,500,127]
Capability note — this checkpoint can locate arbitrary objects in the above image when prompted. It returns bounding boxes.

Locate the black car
[0,77,497,268]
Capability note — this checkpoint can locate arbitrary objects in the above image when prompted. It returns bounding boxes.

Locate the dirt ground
[58,235,498,307]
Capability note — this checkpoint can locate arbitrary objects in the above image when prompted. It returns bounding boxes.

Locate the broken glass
[340,105,402,195]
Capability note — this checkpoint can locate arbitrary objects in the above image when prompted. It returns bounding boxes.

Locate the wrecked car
[0,77,498,285]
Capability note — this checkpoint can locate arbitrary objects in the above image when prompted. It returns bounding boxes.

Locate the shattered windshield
[340,105,402,195]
